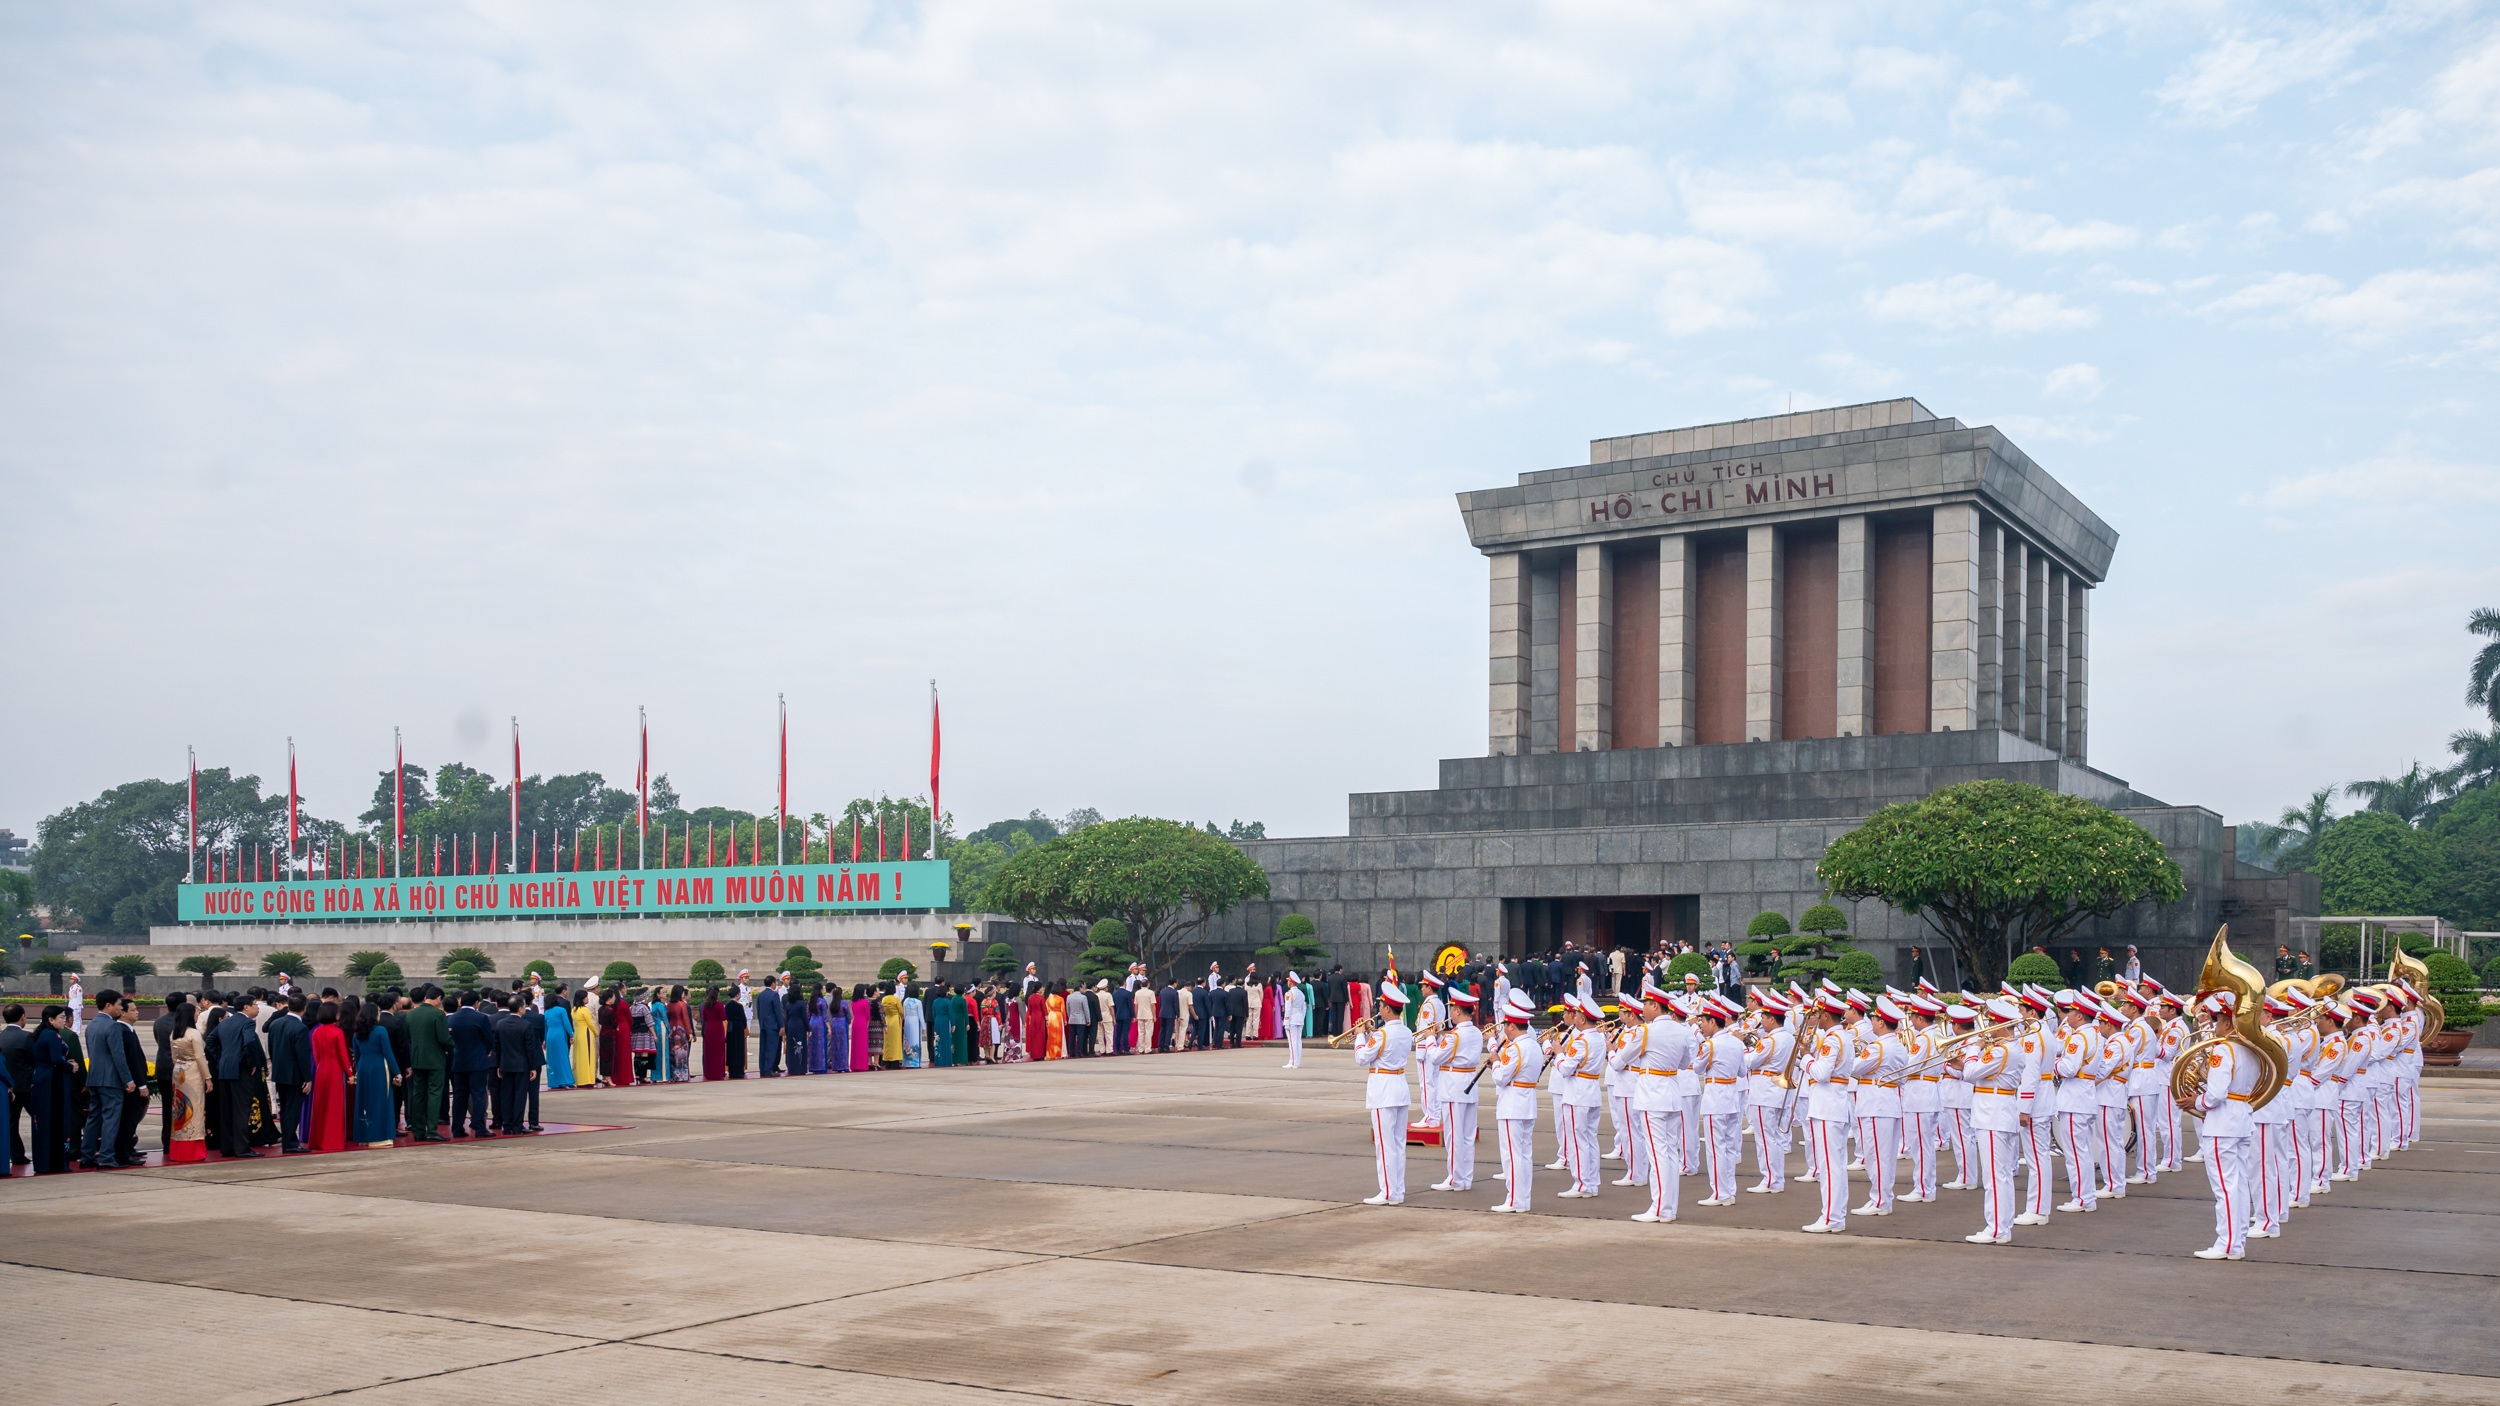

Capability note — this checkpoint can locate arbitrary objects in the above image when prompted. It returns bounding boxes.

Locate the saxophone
[2169,925,2289,1111]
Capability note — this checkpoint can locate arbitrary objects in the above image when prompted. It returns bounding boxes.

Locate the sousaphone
[2388,947,2446,1041]
[2169,925,2288,1111]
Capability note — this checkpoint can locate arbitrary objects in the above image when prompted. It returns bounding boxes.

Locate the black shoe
[281,1144,304,1155]
[230,1150,263,1159]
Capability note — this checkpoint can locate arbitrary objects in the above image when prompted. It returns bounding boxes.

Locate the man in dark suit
[1154,980,1178,1052]
[403,987,450,1140]
[1222,981,1246,1048]
[1111,981,1135,1055]
[112,1007,150,1166]
[723,994,748,1078]
[211,994,266,1158]
[150,993,186,1156]
[492,998,533,1135]
[1,1004,34,1166]
[521,994,545,1132]
[756,976,785,1077]
[264,995,311,1153]
[1321,966,1348,1038]
[447,991,495,1138]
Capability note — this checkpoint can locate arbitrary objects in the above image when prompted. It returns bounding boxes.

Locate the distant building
[0,829,27,871]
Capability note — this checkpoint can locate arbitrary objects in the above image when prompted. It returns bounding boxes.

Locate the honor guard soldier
[2088,995,2132,1200]
[1606,993,1649,1190]
[1356,983,1414,1206]
[2048,990,2102,1214]
[1898,994,1943,1202]
[1551,994,1607,1198]
[1669,994,1703,1175]
[2011,985,2056,1226]
[1488,991,1545,1212]
[1946,996,2027,1244]
[1743,992,1796,1193]
[2117,985,2166,1186]
[1798,991,1855,1233]
[2190,989,2259,1260]
[1611,979,1689,1224]
[1428,990,1484,1193]
[1691,995,1747,1206]
[1849,995,1910,1217]
[2276,988,2325,1207]
[2247,994,2298,1240]
[1936,1001,1980,1190]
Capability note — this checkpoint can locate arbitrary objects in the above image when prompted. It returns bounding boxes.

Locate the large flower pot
[2424,1030,2474,1066]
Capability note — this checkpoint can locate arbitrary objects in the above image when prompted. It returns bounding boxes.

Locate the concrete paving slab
[646,1255,2483,1402]
[264,1150,1336,1256]
[320,1343,1071,1405]
[0,1181,1035,1338]
[9,1263,583,1406]
[596,1125,1371,1198]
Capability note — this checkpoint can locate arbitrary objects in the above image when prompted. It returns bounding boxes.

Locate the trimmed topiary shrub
[437,945,495,975]
[1798,903,1848,937]
[689,958,727,983]
[1745,911,1791,939]
[2007,952,2063,986]
[2425,950,2484,1029]
[522,959,556,981]
[442,960,479,990]
[365,960,404,985]
[979,941,1022,978]
[601,960,641,985]
[877,957,918,983]
[1830,949,1885,988]
[1665,952,1712,983]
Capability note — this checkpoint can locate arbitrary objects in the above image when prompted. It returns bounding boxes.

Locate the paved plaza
[5,1048,2494,1404]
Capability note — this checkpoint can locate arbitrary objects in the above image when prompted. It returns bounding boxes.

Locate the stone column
[1743,525,1783,742]
[2023,549,2048,744]
[1929,504,1982,732]
[1976,520,2002,735]
[1573,543,1614,752]
[2001,538,2028,735]
[1835,516,1871,738]
[1529,558,1561,754]
[1488,552,1529,757]
[1659,534,1697,746]
[2065,581,2090,763]
[2043,565,2069,755]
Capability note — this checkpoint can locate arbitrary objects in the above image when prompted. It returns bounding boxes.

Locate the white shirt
[1489,1026,1546,1120]
[1551,1026,1606,1108]
[1356,1020,1414,1110]
[1436,1023,1486,1102]
[1695,1030,1746,1114]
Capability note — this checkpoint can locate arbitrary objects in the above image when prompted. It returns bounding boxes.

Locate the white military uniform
[1937,1016,1979,1189]
[1281,980,1308,1068]
[1550,1007,1606,1197]
[2121,1006,2166,1184]
[2091,1015,2133,1199]
[1744,1016,1795,1193]
[2193,1018,2261,1259]
[1850,1011,1909,1216]
[2248,1004,2297,1239]
[1489,1006,1547,1212]
[2050,1011,2102,1213]
[1433,1017,1485,1191]
[1414,986,1448,1127]
[1356,1011,1415,1205]
[1610,991,1690,1224]
[1952,1008,2025,1243]
[1799,1012,1854,1232]
[1694,1015,1747,1204]
[1899,1018,1942,1201]
[1606,1020,1649,1188]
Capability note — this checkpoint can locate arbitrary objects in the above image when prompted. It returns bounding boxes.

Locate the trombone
[1896,1016,2034,1080]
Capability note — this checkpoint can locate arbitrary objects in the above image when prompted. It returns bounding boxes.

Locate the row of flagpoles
[187,684,943,883]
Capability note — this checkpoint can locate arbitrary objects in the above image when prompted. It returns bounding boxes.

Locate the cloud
[1987,208,2139,254]
[2157,23,2379,126]
[2242,444,2500,527]
[2204,267,2500,341]
[2042,362,2105,399]
[1866,274,2099,334]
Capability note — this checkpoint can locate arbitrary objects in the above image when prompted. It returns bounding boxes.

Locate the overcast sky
[6,1,2498,844]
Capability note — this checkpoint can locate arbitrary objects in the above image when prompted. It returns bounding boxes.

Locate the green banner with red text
[178,861,951,922]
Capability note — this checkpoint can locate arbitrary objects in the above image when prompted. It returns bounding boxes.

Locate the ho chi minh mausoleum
[1207,399,2313,991]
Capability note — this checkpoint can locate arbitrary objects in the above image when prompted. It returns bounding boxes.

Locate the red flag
[850,818,861,863]
[876,810,886,862]
[531,830,539,873]
[928,680,941,860]
[511,718,522,875]
[778,693,788,864]
[287,739,299,873]
[489,833,499,876]
[902,813,911,861]
[706,821,715,868]
[187,746,197,881]
[393,727,405,877]
[594,826,603,872]
[637,706,649,862]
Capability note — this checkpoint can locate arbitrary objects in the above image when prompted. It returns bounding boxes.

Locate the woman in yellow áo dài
[881,985,905,1067]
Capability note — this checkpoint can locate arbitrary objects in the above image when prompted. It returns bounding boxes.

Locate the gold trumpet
[1326,1011,1386,1048]
[1896,1017,2033,1079]
[2170,926,2289,1110]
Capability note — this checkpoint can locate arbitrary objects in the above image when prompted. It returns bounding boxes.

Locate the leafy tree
[2441,725,2500,795]
[1830,949,1884,988]
[944,837,1014,911]
[104,953,157,982]
[1817,779,2184,991]
[1076,919,1135,983]
[2467,605,2500,726]
[688,958,727,983]
[2432,788,2500,930]
[523,959,557,980]
[0,869,34,942]
[968,811,1062,848]
[600,961,640,984]
[2482,954,2500,992]
[877,957,918,983]
[1204,820,1266,841]
[2007,951,2063,985]
[0,947,15,980]
[979,942,1022,978]
[259,950,312,977]
[442,959,479,990]
[784,945,813,962]
[1798,904,1847,938]
[978,817,1270,980]
[2316,810,2447,916]
[1257,913,1329,971]
[2346,763,2442,826]
[344,950,392,978]
[783,951,824,983]
[35,767,301,934]
[365,960,404,985]
[436,945,496,975]
[175,953,235,990]
[31,952,82,993]
[1746,911,1792,940]
[2273,787,2340,872]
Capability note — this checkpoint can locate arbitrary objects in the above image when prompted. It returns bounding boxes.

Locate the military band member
[1488,991,1545,1213]
[1691,995,1746,1206]
[1947,996,2026,1244]
[1898,994,1942,1202]
[1356,983,1414,1206]
[1937,1002,1980,1190]
[2088,995,2131,1200]
[2247,994,2297,1240]
[1606,995,1650,1189]
[2049,990,2102,1214]
[1550,994,1606,1198]
[2190,989,2259,1260]
[2157,991,2190,1172]
[1798,992,1854,1233]
[2331,989,2378,1180]
[1669,993,1702,1175]
[1414,971,1448,1129]
[1428,990,1484,1193]
[2279,987,2326,1206]
[2012,985,2056,1226]
[1611,980,1689,1225]
[1846,996,1910,1217]
[2118,985,2166,1185]
[1743,992,1796,1194]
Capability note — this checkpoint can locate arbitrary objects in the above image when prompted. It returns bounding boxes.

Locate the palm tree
[2468,606,2500,725]
[2347,763,2443,825]
[2274,787,2338,867]
[2442,726,2500,794]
